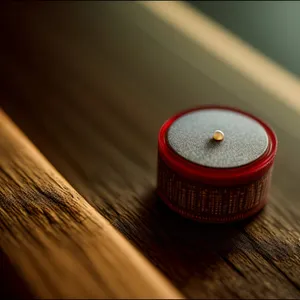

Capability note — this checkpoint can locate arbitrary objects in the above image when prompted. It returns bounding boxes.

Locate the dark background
[189,1,300,77]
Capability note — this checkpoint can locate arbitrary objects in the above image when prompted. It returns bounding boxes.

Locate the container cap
[167,108,268,168]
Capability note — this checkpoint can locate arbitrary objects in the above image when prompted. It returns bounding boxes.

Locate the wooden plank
[0,110,183,299]
[1,1,300,299]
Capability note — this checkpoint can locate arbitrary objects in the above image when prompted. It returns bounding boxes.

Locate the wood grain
[1,1,300,299]
[0,110,183,299]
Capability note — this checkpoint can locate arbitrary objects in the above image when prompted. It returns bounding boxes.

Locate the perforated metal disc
[167,109,268,168]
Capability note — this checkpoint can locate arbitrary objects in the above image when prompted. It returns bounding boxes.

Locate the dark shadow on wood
[0,250,34,299]
[113,188,245,286]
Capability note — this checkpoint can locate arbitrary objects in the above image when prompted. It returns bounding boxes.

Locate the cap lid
[167,109,268,168]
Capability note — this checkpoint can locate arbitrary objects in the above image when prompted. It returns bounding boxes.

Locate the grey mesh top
[167,109,268,169]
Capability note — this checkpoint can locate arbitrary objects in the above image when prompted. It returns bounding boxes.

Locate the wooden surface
[1,1,300,299]
[0,110,183,299]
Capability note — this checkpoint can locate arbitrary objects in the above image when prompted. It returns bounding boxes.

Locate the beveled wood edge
[0,109,184,299]
[135,1,300,136]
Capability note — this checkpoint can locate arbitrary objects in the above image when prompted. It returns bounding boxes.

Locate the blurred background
[1,0,300,187]
[190,1,300,77]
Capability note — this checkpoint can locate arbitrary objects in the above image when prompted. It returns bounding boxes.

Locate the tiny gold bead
[213,130,224,141]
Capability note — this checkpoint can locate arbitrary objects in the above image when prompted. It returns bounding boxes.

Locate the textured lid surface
[167,108,268,168]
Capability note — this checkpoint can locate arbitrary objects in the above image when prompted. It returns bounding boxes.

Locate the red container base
[156,106,277,224]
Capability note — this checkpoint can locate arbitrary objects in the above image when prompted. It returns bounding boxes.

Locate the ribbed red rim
[158,105,278,186]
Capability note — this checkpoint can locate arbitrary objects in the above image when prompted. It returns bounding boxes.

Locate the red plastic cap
[158,106,277,187]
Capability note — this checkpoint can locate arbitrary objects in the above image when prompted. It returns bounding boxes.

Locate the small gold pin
[213,130,224,141]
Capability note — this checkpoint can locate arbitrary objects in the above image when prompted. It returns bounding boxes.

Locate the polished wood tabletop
[1,2,300,299]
